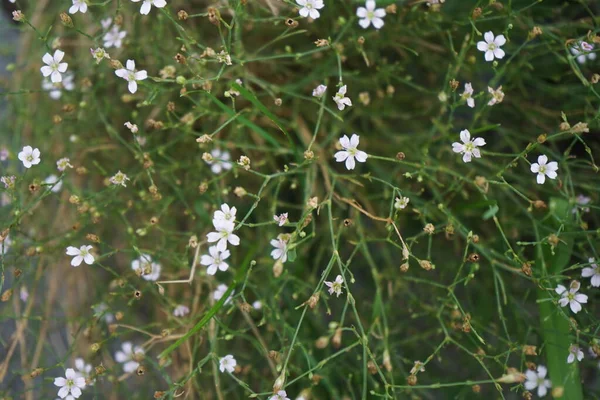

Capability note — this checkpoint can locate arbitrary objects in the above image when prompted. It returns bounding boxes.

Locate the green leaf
[482,204,499,220]
[287,248,297,262]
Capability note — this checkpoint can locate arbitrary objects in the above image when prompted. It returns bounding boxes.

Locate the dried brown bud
[115,311,124,321]
[523,345,537,356]
[30,368,43,378]
[137,366,146,376]
[304,150,314,160]
[407,375,417,386]
[467,253,480,263]
[207,7,220,25]
[239,302,252,313]
[1,288,13,302]
[537,133,547,144]
[385,4,397,13]
[474,176,488,193]
[423,223,435,235]
[53,115,62,124]
[60,12,74,28]
[285,18,299,28]
[332,327,342,348]
[154,391,166,399]
[592,74,600,84]
[177,10,188,20]
[533,200,547,209]
[450,79,459,91]
[167,102,175,112]
[314,39,329,47]
[400,262,409,272]
[472,384,481,393]
[274,98,282,106]
[419,260,433,270]
[395,152,406,160]
[471,234,480,244]
[307,293,320,309]
[134,290,142,299]
[547,234,560,247]
[357,36,365,45]
[175,53,187,65]
[315,336,329,349]
[472,7,482,19]
[343,218,353,227]
[109,59,123,70]
[559,121,570,131]
[367,361,377,375]
[198,182,209,194]
[528,26,542,40]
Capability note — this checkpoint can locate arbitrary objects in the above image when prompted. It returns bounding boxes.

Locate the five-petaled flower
[131,0,167,15]
[131,254,162,281]
[530,155,558,185]
[487,86,504,106]
[582,257,600,287]
[462,83,475,108]
[90,47,110,64]
[325,275,344,297]
[273,213,288,226]
[269,391,290,400]
[213,284,233,304]
[333,85,352,110]
[334,134,368,170]
[312,84,327,98]
[69,0,88,14]
[394,196,410,210]
[567,345,584,364]
[477,31,506,62]
[556,281,587,313]
[41,50,68,83]
[207,220,240,252]
[66,245,95,267]
[115,59,147,94]
[357,0,386,30]
[452,129,485,163]
[114,342,144,373]
[270,236,289,263]
[201,245,231,275]
[173,304,190,317]
[54,368,86,399]
[296,0,324,19]
[219,355,237,373]
[213,203,237,225]
[74,358,94,385]
[103,26,127,49]
[524,365,551,398]
[571,41,596,64]
[206,148,233,174]
[18,146,41,168]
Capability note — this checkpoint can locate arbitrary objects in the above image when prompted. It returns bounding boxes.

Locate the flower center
[26,155,33,162]
[567,293,575,301]
[67,378,74,387]
[306,2,313,8]
[464,142,474,152]
[488,43,496,51]
[128,71,136,81]
[348,148,357,156]
[367,10,374,19]
[539,165,547,174]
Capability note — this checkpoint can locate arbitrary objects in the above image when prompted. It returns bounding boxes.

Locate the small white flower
[1,176,16,189]
[54,368,86,399]
[567,345,584,364]
[69,0,88,14]
[530,155,558,185]
[173,304,190,317]
[572,194,591,214]
[269,391,291,400]
[74,358,93,384]
[42,72,75,100]
[571,41,596,64]
[65,245,95,267]
[394,196,410,210]
[219,355,237,373]
[524,365,551,398]
[18,146,41,168]
[44,175,63,193]
[452,129,485,163]
[296,0,324,19]
[114,342,144,373]
[334,134,368,170]
[207,221,240,252]
[131,0,167,15]
[103,26,127,49]
[325,275,343,297]
[312,84,327,98]
[20,286,28,302]
[213,203,237,225]
[0,147,8,161]
[270,236,289,263]
[252,300,262,309]
[217,50,233,65]
[582,258,600,287]
[200,246,231,275]
[461,83,475,108]
[90,47,110,64]
[100,17,113,30]
[273,213,288,226]
[110,170,130,187]
[487,86,504,106]
[333,85,352,110]
[206,148,233,174]
[213,284,233,304]
[115,59,147,94]
[57,157,73,171]
[131,254,161,281]
[93,303,114,323]
[556,281,588,314]
[41,50,68,83]
[124,121,139,133]
[356,0,386,30]
[476,31,506,62]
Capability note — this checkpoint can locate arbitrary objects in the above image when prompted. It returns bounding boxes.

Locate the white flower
[213,284,233,304]
[571,41,596,64]
[115,59,147,94]
[461,83,474,108]
[556,281,588,313]
[296,0,324,19]
[0,147,8,161]
[206,148,233,174]
[90,47,110,64]
[325,275,343,297]
[270,236,289,263]
[252,300,262,309]
[572,194,591,214]
[93,303,114,323]
[42,72,75,100]
[173,304,190,317]
[476,31,506,62]
[567,345,584,364]
[114,342,144,373]
[18,146,41,168]
[487,86,504,106]
[582,258,600,287]
[1,176,16,189]
[213,203,237,225]
[530,155,558,185]
[524,365,551,398]
[69,0,88,14]
[44,175,63,193]
[110,170,130,187]
[207,221,240,252]
[273,213,288,226]
[131,254,161,281]
[41,50,68,83]
[65,245,94,267]
[54,368,86,399]
[20,287,28,302]
[124,122,139,134]
[103,26,127,48]
[200,246,231,275]
[334,134,368,170]
[100,17,113,30]
[56,157,73,172]
[356,0,386,29]
[394,196,410,210]
[333,85,352,110]
[269,391,290,400]
[131,0,167,15]
[452,129,485,163]
[312,84,327,98]
[74,358,93,384]
[219,355,237,373]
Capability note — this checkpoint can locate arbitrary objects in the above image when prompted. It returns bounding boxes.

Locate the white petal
[135,70,148,81]
[354,150,368,162]
[126,59,135,71]
[128,80,138,94]
[530,163,540,173]
[356,7,367,17]
[345,156,356,170]
[372,17,384,29]
[570,300,582,313]
[299,8,309,17]
[484,31,494,43]
[459,129,470,143]
[66,246,80,256]
[54,50,65,63]
[537,173,545,184]
[476,41,488,52]
[485,50,494,62]
[365,0,376,11]
[358,18,371,29]
[71,255,83,267]
[51,71,62,83]
[537,365,547,378]
[42,53,54,65]
[349,134,360,148]
[309,9,320,19]
[538,155,548,165]
[494,35,506,46]
[493,48,505,59]
[140,1,151,14]
[40,66,52,77]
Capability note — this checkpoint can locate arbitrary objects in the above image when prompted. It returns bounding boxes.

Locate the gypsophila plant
[1,0,600,399]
